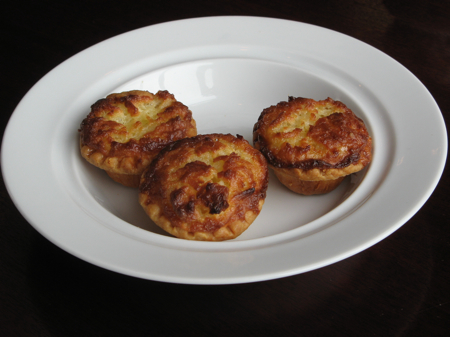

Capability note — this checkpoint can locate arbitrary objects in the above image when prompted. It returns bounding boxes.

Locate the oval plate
[1,17,447,284]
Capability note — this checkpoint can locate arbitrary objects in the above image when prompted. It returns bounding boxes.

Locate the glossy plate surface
[2,17,447,284]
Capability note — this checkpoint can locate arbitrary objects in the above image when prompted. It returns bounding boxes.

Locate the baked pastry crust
[253,97,372,195]
[79,90,197,187]
[139,134,269,241]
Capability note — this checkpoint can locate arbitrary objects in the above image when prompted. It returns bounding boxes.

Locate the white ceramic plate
[2,17,447,284]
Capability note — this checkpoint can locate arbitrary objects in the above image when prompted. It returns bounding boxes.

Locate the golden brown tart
[139,133,269,241]
[79,90,197,187]
[253,97,372,195]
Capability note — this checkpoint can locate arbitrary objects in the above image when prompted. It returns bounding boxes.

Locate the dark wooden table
[1,1,449,336]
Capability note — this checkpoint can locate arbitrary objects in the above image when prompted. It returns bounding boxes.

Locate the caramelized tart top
[79,90,197,175]
[253,97,372,179]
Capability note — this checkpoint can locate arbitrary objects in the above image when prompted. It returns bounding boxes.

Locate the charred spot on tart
[170,187,196,217]
[198,182,230,214]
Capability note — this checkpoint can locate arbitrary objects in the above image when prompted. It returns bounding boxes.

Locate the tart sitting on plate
[79,90,197,188]
[139,133,269,241]
[253,97,372,195]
